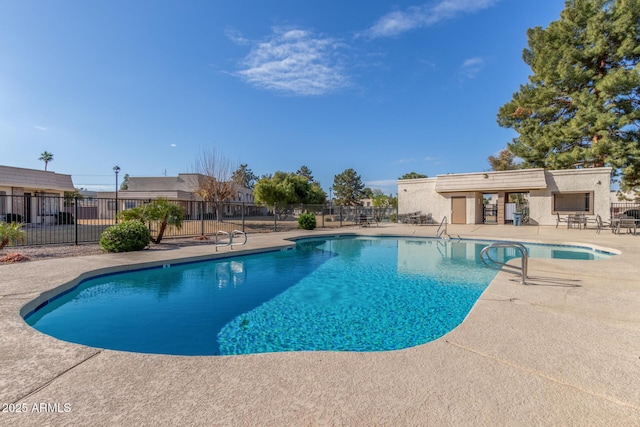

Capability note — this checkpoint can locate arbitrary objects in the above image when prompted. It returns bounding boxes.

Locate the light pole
[113,165,120,222]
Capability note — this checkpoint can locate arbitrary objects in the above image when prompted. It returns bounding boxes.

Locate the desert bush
[298,213,316,230]
[100,220,151,253]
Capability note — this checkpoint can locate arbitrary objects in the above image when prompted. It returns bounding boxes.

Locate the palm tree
[0,222,26,251]
[146,198,184,244]
[38,151,54,171]
[116,198,183,244]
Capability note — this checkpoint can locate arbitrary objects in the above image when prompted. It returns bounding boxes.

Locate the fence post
[74,196,79,245]
[274,203,277,231]
[200,200,205,237]
[242,200,245,232]
[339,205,343,227]
[322,203,325,228]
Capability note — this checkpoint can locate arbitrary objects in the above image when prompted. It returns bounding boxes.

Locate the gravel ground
[0,238,213,264]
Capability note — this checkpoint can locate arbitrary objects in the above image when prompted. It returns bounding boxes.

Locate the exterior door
[451,197,466,224]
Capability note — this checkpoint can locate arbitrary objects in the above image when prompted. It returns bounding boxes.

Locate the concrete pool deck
[1,224,639,426]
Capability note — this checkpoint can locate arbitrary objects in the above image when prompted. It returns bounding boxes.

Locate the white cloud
[34,125,48,131]
[225,28,250,45]
[234,28,349,96]
[170,143,177,147]
[364,0,499,38]
[459,56,484,79]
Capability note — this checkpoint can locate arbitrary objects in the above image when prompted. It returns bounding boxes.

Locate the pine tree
[487,149,520,171]
[332,168,364,206]
[497,0,640,192]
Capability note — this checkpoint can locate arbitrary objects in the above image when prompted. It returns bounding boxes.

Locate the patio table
[567,214,588,229]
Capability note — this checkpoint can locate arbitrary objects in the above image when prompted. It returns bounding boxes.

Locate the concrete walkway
[1,224,639,426]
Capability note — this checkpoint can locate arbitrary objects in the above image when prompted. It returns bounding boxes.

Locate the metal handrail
[230,230,247,249]
[215,230,231,252]
[215,230,248,251]
[480,241,529,284]
[436,216,448,239]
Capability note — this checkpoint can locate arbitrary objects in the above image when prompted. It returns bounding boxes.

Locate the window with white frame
[553,192,592,213]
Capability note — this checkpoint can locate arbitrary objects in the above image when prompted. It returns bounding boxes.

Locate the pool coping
[1,224,639,425]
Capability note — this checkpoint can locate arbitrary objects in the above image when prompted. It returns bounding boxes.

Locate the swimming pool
[24,236,612,356]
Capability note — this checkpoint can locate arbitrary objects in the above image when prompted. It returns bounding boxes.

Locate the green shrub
[298,213,316,230]
[389,213,397,223]
[100,220,151,253]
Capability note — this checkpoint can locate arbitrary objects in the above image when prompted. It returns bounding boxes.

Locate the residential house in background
[0,165,75,224]
[98,173,263,219]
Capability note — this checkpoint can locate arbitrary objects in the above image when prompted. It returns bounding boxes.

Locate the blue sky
[1,0,566,194]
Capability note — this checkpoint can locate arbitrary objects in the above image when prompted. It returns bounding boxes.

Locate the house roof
[0,165,75,192]
[126,174,200,192]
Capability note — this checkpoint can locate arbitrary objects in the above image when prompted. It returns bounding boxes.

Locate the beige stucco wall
[398,178,481,224]
[399,178,447,223]
[399,168,613,226]
[528,168,612,225]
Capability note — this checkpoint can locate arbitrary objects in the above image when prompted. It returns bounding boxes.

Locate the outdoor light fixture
[113,165,120,222]
[483,173,489,178]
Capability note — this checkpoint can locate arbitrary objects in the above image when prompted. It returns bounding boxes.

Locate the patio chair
[358,214,377,227]
[420,213,434,225]
[595,214,611,234]
[556,213,569,228]
[614,217,637,235]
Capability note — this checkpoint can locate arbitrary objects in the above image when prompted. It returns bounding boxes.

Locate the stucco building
[398,167,612,226]
[0,165,75,224]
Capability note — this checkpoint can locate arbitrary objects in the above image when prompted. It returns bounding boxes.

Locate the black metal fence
[0,195,398,247]
[611,202,640,219]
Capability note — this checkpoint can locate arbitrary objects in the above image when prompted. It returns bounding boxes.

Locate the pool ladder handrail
[480,241,529,285]
[231,230,247,249]
[214,230,248,251]
[436,216,448,239]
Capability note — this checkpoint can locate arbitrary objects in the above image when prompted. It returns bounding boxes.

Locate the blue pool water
[25,237,612,356]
